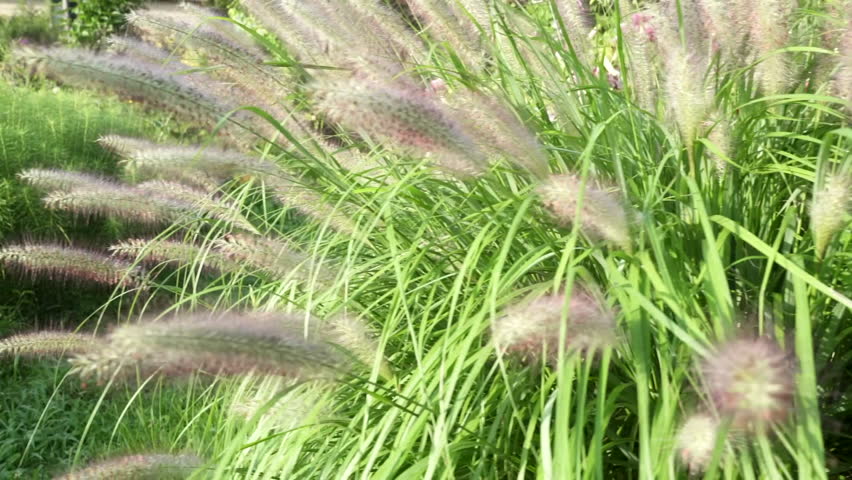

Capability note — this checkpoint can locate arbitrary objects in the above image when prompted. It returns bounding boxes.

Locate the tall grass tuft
[2,0,849,477]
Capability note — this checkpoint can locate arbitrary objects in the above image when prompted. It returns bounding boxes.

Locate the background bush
[64,0,145,45]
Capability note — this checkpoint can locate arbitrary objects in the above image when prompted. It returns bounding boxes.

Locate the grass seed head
[675,412,723,474]
[492,286,617,365]
[701,337,795,428]
[214,233,331,283]
[43,184,180,225]
[109,238,243,274]
[314,75,488,177]
[812,171,852,257]
[18,168,110,193]
[0,243,142,287]
[0,331,100,357]
[54,453,203,480]
[73,312,347,381]
[538,174,632,250]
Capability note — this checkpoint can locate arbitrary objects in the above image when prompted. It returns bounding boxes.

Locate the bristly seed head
[811,171,852,257]
[701,337,795,429]
[492,286,617,365]
[538,174,632,251]
[17,168,110,193]
[0,243,142,287]
[313,75,488,178]
[70,312,353,382]
[0,331,100,357]
[54,452,203,480]
[675,412,725,474]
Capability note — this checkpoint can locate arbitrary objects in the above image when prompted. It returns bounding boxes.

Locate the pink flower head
[701,337,795,428]
[492,286,617,365]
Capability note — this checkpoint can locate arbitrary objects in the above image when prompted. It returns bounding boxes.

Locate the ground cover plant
[0,0,850,478]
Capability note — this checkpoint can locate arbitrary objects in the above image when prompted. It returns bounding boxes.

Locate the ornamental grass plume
[675,412,727,474]
[700,337,795,429]
[402,0,484,68]
[702,113,732,173]
[42,180,180,225]
[834,17,852,112]
[442,90,549,178]
[325,314,392,379]
[537,174,632,251]
[263,176,360,235]
[71,312,351,381]
[136,180,259,234]
[314,74,488,177]
[239,0,414,67]
[97,135,360,234]
[622,9,662,111]
[554,0,596,64]
[339,0,426,63]
[0,332,99,357]
[697,0,751,61]
[107,36,179,64]
[18,168,111,193]
[214,233,331,283]
[9,46,242,143]
[238,0,320,61]
[491,285,617,365]
[126,8,268,69]
[125,7,291,117]
[109,238,243,274]
[749,0,794,96]
[664,44,713,150]
[98,134,277,185]
[228,375,331,432]
[811,170,852,257]
[0,243,141,287]
[53,453,203,480]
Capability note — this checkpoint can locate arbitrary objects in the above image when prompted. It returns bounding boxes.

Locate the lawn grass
[0,80,206,476]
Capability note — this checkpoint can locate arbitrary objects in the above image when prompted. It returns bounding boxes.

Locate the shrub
[63,0,145,46]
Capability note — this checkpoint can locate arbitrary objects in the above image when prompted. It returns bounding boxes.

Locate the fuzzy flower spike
[675,412,727,474]
[0,243,141,287]
[314,74,488,178]
[538,174,632,251]
[70,312,355,382]
[492,285,617,366]
[700,337,795,429]
[811,170,852,257]
[54,453,203,480]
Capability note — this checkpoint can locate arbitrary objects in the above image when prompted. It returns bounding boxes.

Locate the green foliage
[64,0,145,45]
[0,360,219,478]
